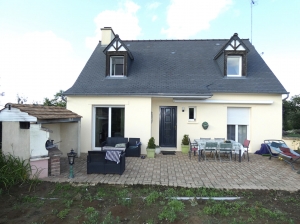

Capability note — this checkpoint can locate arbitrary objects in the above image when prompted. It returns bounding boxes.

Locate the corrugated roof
[65,37,288,96]
[6,104,82,120]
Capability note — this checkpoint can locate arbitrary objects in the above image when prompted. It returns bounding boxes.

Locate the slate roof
[4,104,82,120]
[65,38,287,97]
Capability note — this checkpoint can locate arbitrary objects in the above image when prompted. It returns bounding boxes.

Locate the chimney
[101,27,115,46]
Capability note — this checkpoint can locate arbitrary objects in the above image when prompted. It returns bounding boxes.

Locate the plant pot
[146,148,156,158]
[181,145,189,154]
[155,146,161,154]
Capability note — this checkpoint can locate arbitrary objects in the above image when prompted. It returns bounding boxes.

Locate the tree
[16,94,27,104]
[43,90,66,108]
[283,94,300,130]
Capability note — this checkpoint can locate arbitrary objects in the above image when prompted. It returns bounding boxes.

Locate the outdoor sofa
[87,150,125,175]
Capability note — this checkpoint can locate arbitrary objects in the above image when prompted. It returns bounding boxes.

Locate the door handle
[175,125,177,130]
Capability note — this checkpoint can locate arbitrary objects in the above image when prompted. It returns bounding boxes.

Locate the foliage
[283,94,300,130]
[43,90,66,108]
[158,200,185,222]
[181,134,189,145]
[147,137,156,149]
[16,94,27,104]
[0,152,31,189]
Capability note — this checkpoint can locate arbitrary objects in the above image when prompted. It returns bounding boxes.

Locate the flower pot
[155,146,161,154]
[181,145,189,154]
[146,148,156,158]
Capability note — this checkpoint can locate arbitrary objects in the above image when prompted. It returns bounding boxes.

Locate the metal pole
[69,164,74,178]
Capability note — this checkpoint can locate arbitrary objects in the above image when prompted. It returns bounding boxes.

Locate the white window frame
[227,107,250,143]
[110,56,124,77]
[227,55,242,77]
[92,105,125,150]
[188,107,196,121]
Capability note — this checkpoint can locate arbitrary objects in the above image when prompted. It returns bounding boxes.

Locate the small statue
[202,121,209,130]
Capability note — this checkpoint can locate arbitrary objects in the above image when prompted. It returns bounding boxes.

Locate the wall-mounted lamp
[182,107,185,112]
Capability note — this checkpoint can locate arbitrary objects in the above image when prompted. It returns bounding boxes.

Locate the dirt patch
[0,182,300,223]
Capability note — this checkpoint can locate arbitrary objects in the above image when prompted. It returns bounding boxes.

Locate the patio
[42,152,300,192]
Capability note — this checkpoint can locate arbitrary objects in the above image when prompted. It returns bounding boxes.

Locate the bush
[181,134,189,145]
[147,137,156,149]
[0,152,31,189]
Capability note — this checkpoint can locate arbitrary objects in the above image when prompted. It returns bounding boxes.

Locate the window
[94,107,125,148]
[227,107,249,144]
[227,56,242,76]
[188,107,196,121]
[110,56,124,76]
[20,122,30,129]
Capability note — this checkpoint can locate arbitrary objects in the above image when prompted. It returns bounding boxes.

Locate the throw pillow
[115,143,126,148]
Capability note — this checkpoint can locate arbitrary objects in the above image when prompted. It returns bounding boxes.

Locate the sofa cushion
[115,143,127,148]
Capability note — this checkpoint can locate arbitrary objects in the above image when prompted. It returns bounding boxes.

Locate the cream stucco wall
[152,93,283,153]
[67,93,282,155]
[2,121,30,160]
[67,96,151,154]
[60,122,80,157]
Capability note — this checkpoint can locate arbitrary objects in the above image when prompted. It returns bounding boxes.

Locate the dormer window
[214,33,249,78]
[103,34,134,77]
[227,56,242,77]
[110,56,124,76]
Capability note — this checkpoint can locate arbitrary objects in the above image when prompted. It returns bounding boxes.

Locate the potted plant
[181,134,189,154]
[146,137,156,158]
[155,144,161,154]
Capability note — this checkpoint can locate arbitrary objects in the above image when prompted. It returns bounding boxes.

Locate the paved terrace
[42,152,300,192]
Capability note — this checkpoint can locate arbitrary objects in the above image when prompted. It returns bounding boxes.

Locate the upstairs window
[110,56,124,76]
[227,56,242,77]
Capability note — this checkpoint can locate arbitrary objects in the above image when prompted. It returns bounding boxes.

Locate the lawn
[0,181,299,224]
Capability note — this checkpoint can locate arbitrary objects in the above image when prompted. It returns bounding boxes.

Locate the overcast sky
[0,0,299,107]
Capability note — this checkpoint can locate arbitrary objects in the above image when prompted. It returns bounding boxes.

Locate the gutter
[283,92,290,101]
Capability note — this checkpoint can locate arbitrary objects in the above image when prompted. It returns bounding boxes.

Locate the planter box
[181,145,189,154]
[146,148,156,158]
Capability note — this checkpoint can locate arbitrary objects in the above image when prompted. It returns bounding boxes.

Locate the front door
[159,107,177,147]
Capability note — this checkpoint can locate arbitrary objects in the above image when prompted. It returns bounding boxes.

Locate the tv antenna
[251,0,257,44]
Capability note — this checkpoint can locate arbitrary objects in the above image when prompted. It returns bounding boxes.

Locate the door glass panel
[238,125,247,144]
[95,108,108,146]
[227,125,235,141]
[111,108,125,137]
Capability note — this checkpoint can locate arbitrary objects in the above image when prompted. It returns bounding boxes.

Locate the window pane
[189,108,194,119]
[227,125,235,141]
[111,108,125,137]
[95,108,108,146]
[227,57,240,76]
[111,56,124,75]
[238,125,247,144]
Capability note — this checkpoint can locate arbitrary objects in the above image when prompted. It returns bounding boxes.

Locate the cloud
[0,31,84,106]
[152,15,158,21]
[264,54,300,98]
[147,2,161,10]
[85,0,141,49]
[161,0,232,38]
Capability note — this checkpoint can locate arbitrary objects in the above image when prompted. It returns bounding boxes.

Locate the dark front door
[159,107,177,147]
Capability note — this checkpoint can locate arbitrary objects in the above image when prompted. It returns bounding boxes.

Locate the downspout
[283,92,290,101]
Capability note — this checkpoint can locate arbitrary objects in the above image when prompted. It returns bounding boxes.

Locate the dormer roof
[103,35,134,60]
[214,33,249,60]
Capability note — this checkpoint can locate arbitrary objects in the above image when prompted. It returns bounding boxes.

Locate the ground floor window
[227,107,249,144]
[94,107,125,147]
[227,125,247,144]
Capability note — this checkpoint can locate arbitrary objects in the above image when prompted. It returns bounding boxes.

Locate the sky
[0,0,299,107]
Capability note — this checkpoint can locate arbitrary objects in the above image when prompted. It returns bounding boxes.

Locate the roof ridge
[122,39,250,42]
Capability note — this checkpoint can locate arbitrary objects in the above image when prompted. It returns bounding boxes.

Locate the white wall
[2,121,30,160]
[152,93,283,153]
[67,96,151,154]
[30,124,49,158]
[67,93,282,154]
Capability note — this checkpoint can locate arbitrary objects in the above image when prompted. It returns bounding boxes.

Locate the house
[64,27,288,155]
[0,104,81,177]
